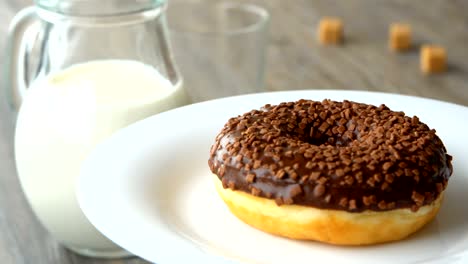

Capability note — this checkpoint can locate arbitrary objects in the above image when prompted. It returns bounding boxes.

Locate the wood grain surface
[1,0,467,263]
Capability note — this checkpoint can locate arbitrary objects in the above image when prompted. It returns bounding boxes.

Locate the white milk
[14,60,187,255]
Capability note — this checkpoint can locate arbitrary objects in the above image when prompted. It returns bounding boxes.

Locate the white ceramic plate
[77,90,468,264]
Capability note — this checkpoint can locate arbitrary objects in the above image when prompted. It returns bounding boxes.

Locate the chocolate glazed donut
[208,99,453,245]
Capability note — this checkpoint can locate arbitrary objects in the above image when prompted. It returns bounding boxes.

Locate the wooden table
[1,0,467,263]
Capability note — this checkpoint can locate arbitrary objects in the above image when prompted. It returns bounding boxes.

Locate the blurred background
[2,0,468,104]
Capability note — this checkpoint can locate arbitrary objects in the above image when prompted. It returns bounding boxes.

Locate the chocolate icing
[208,99,453,212]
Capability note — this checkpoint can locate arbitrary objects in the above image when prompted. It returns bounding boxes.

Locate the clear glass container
[6,0,186,258]
[7,0,182,113]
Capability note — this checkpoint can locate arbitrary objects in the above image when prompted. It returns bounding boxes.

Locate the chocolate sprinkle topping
[208,99,453,212]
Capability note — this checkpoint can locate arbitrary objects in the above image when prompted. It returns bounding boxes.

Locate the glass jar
[6,0,187,258]
[7,0,183,112]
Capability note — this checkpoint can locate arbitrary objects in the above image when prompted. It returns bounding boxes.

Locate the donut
[208,99,453,245]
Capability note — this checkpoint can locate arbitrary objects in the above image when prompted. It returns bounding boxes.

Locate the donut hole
[285,126,354,148]
[307,134,351,147]
[301,125,355,147]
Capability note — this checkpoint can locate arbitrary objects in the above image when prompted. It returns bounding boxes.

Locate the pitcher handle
[5,6,41,112]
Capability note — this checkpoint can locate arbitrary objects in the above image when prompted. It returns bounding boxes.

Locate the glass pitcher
[6,0,186,258]
[7,0,182,113]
